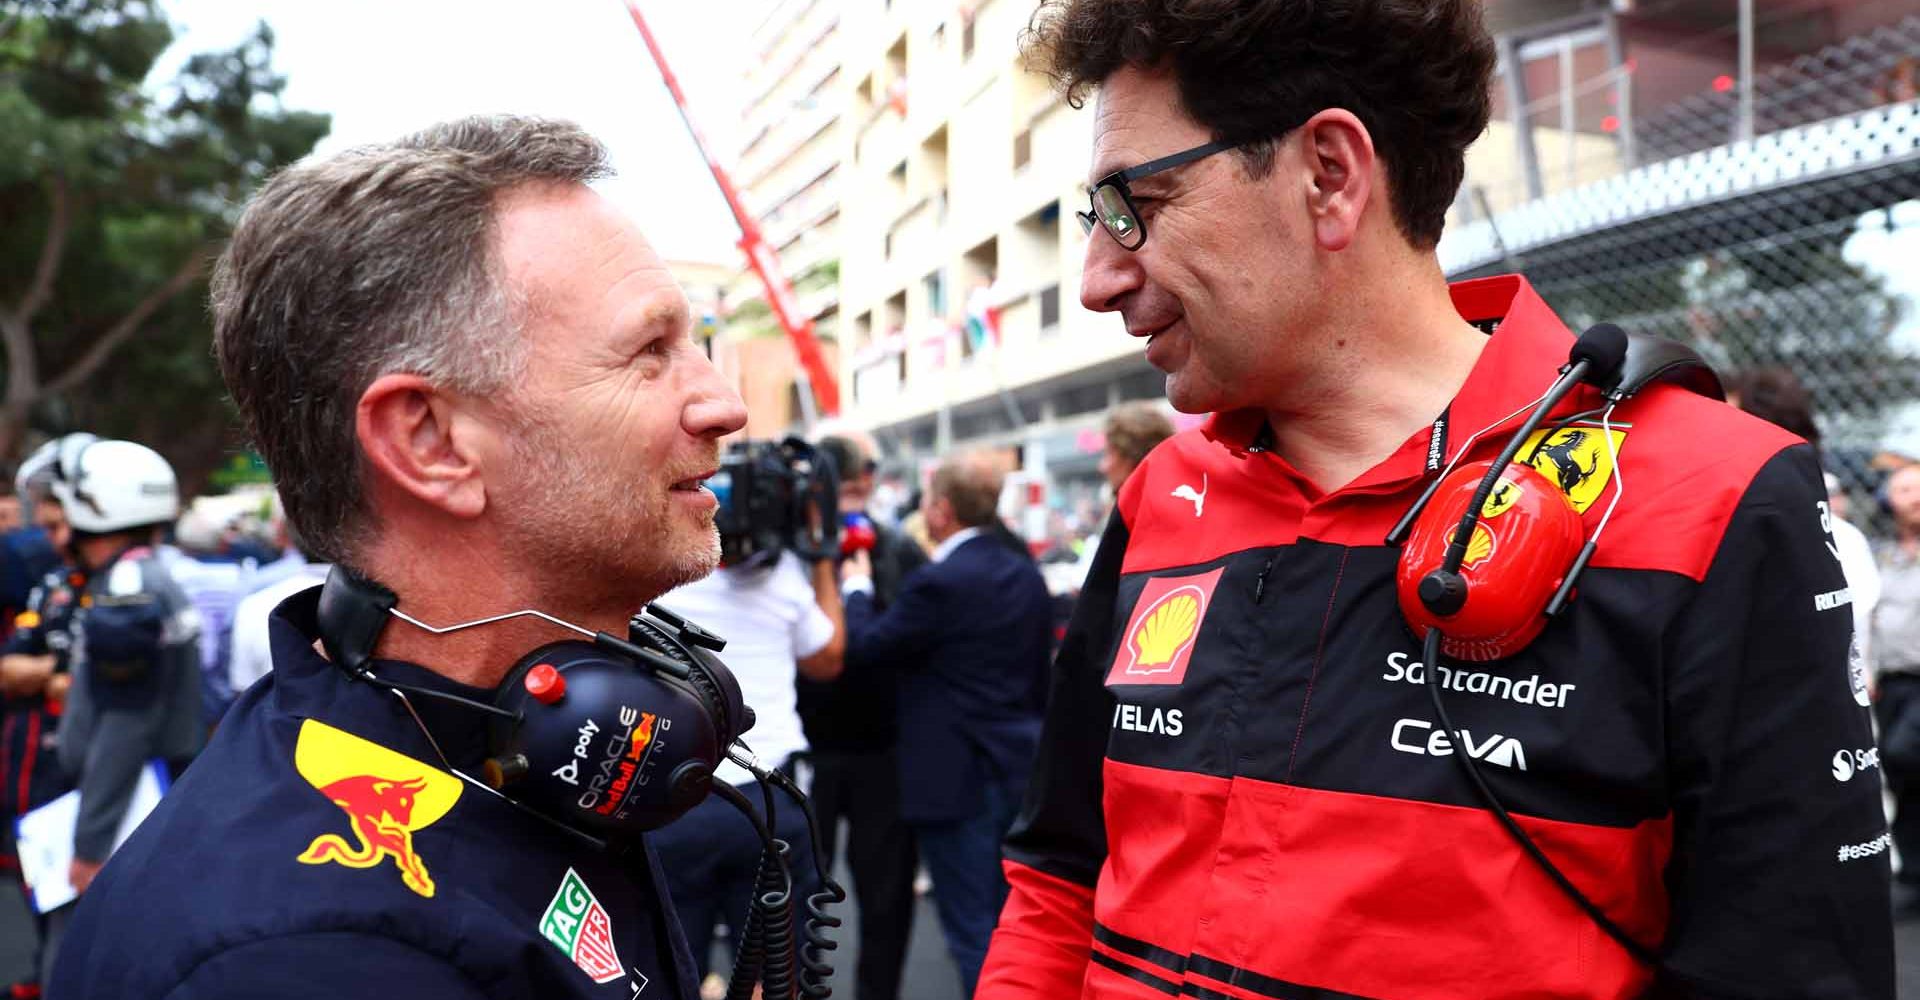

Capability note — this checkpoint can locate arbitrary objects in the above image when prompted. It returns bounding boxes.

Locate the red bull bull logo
[589,711,661,819]
[292,719,463,899]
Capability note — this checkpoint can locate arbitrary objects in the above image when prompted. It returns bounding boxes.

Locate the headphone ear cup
[490,653,546,760]
[684,647,750,746]
[1397,460,1585,661]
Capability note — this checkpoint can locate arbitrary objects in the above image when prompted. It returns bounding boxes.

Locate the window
[1013,129,1032,170]
[1039,284,1061,330]
[1058,382,1110,418]
[924,269,948,318]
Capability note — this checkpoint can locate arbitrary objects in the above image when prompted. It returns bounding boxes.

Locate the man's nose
[683,350,749,439]
[1080,229,1143,314]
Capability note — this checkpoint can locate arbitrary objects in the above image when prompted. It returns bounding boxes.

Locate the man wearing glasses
[980,1,1893,998]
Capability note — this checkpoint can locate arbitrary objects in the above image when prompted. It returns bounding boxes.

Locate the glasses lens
[1075,211,1097,236]
[1092,185,1142,248]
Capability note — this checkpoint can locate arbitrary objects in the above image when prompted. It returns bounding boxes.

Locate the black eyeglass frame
[1076,138,1239,251]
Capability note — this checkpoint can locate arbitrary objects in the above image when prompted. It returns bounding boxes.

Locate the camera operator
[651,438,843,985]
[797,432,925,1000]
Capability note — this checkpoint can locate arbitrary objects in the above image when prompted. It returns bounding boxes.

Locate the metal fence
[1445,17,1920,535]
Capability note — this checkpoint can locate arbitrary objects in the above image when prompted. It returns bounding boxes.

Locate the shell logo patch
[293,719,463,898]
[1107,568,1225,686]
[1462,523,1497,568]
[1517,425,1628,513]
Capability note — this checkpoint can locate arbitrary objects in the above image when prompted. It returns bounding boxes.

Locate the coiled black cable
[724,849,777,1000]
[723,763,851,998]
[759,767,848,998]
[711,781,795,1000]
[723,842,801,1000]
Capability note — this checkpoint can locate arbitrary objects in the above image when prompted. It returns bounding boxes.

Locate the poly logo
[293,719,463,898]
[1106,568,1225,686]
[542,868,626,984]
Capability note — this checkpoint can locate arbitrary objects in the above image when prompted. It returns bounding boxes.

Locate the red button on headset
[524,663,566,704]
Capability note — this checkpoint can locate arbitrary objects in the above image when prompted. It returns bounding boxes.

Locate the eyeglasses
[1076,139,1239,252]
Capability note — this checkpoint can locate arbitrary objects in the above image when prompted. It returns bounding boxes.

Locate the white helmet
[16,432,98,525]
[48,438,179,535]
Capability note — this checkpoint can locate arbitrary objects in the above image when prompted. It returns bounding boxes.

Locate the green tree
[0,0,328,490]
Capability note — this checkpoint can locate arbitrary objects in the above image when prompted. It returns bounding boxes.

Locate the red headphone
[1395,458,1585,661]
[1381,323,1722,969]
[1389,323,1724,663]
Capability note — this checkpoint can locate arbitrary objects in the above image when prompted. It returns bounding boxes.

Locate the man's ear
[355,374,489,520]
[1299,109,1376,253]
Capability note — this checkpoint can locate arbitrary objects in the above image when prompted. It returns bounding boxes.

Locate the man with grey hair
[50,116,746,999]
[838,450,1051,996]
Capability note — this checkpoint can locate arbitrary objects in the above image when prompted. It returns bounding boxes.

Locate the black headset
[315,569,849,1000]
[1387,324,1721,969]
[315,566,754,841]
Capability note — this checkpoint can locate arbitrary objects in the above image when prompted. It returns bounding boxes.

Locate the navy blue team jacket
[50,587,698,999]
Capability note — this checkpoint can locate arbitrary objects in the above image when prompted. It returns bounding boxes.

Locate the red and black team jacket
[979,275,1894,1000]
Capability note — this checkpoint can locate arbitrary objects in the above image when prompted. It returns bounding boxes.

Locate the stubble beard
[501,419,722,611]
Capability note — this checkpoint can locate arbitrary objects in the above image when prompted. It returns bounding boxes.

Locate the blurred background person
[840,451,1050,998]
[651,439,845,992]
[1074,402,1175,593]
[0,436,85,1000]
[1878,461,1920,916]
[156,509,247,728]
[43,439,203,978]
[226,502,328,696]
[801,432,926,1000]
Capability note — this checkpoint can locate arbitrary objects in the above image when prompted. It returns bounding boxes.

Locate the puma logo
[1171,475,1208,518]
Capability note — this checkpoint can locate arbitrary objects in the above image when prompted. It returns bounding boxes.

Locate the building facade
[710,0,850,439]
[730,0,1920,533]
[832,0,1169,512]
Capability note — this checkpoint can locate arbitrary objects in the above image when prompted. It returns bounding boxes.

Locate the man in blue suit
[840,451,1051,998]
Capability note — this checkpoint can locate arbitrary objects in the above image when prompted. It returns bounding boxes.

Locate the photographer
[651,438,843,984]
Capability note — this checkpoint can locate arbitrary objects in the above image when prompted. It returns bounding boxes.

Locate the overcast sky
[155,0,769,264]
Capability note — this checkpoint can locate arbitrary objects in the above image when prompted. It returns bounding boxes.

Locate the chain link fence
[1446,15,1920,535]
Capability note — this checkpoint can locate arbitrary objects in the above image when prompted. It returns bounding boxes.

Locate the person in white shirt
[227,559,330,695]
[649,545,844,984]
[1727,369,1880,668]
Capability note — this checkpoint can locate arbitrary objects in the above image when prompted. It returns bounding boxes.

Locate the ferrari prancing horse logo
[1487,424,1629,516]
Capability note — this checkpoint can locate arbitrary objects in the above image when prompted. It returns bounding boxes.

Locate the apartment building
[748,0,1920,517]
[833,0,1172,504]
[710,0,849,439]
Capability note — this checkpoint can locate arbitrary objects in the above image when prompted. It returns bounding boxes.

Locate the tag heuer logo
[541,868,625,984]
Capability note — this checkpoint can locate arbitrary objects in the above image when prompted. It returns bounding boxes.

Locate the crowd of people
[0,436,322,995]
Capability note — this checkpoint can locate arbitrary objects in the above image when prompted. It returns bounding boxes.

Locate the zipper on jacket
[1254,556,1275,604]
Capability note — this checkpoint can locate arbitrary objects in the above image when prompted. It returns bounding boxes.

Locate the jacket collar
[931,526,986,563]
[267,588,497,771]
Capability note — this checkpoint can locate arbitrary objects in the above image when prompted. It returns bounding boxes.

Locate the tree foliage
[0,0,329,493]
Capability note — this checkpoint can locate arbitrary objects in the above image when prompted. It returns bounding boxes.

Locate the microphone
[1420,324,1624,614]
[1567,323,1628,392]
[1387,324,1630,548]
